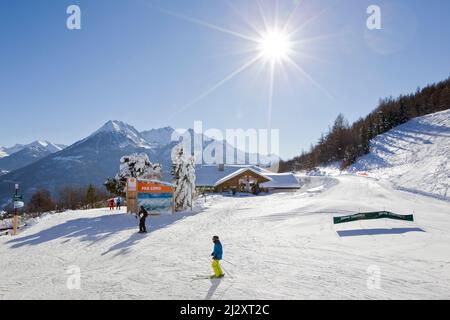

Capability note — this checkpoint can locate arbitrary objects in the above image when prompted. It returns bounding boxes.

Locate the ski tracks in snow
[1,176,450,299]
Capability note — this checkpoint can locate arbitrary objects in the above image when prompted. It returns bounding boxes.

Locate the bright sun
[258,29,293,63]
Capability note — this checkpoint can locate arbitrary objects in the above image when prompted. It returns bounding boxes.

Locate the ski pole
[220,264,234,279]
[207,257,235,279]
[222,259,236,267]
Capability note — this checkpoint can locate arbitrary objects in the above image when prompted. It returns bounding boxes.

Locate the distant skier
[109,198,115,211]
[116,197,121,210]
[138,205,148,233]
[211,236,224,279]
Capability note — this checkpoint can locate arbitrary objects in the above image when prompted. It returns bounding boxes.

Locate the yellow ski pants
[212,259,224,277]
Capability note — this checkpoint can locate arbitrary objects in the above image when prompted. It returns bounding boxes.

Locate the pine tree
[86,184,97,209]
[185,154,196,209]
[279,76,450,172]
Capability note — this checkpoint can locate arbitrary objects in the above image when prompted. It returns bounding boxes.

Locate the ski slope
[351,109,450,200]
[1,175,449,300]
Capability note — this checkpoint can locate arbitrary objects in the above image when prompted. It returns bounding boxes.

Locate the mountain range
[0,141,66,174]
[0,121,268,206]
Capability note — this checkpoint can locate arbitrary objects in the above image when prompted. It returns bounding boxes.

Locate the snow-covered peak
[28,140,63,153]
[92,120,152,149]
[0,140,64,157]
[141,126,175,146]
[0,147,7,158]
[96,120,136,134]
[3,144,25,156]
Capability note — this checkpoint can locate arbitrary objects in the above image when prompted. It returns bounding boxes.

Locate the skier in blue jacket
[211,236,224,278]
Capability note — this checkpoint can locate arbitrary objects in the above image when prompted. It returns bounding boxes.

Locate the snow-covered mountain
[0,145,22,158]
[0,120,272,205]
[0,121,173,204]
[90,120,152,149]
[141,127,175,146]
[350,109,450,200]
[0,121,163,204]
[0,144,26,157]
[0,140,65,173]
[0,141,64,157]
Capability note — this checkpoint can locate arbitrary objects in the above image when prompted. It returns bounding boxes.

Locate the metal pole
[13,184,18,236]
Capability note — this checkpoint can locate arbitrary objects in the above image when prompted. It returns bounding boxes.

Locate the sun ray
[281,0,303,35]
[287,0,341,38]
[155,5,260,43]
[206,46,260,59]
[147,0,334,123]
[274,0,280,31]
[223,0,265,38]
[267,60,276,132]
[256,0,270,33]
[169,55,263,119]
[285,56,334,100]
[292,50,331,66]
[292,31,347,46]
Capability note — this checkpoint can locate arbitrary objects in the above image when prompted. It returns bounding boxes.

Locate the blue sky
[1,0,449,159]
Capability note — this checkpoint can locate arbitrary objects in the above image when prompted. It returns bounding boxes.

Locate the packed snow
[1,111,449,299]
[1,174,449,300]
[350,109,450,200]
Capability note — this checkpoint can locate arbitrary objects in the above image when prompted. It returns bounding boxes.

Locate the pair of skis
[190,258,235,281]
[191,275,225,281]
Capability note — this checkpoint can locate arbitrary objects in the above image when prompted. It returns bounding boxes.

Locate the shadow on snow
[7,209,203,256]
[337,227,425,237]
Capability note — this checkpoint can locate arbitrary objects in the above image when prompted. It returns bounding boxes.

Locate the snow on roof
[261,173,301,189]
[195,165,300,189]
[195,165,266,187]
[214,167,272,187]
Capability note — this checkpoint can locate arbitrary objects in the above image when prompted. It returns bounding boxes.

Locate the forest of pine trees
[279,77,450,172]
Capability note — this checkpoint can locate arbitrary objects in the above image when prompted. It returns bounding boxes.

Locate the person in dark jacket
[211,236,224,278]
[138,206,148,233]
[116,197,121,210]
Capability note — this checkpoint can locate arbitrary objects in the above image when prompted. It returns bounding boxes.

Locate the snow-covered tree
[118,153,162,181]
[172,145,196,212]
[105,153,162,195]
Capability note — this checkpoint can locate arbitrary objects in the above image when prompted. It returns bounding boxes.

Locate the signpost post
[126,178,137,214]
[12,184,24,236]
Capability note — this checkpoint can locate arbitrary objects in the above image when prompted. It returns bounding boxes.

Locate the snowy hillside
[351,109,450,200]
[1,175,449,299]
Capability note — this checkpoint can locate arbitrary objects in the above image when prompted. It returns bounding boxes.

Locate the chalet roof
[195,165,265,186]
[261,173,301,189]
[195,165,300,189]
[214,167,272,187]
